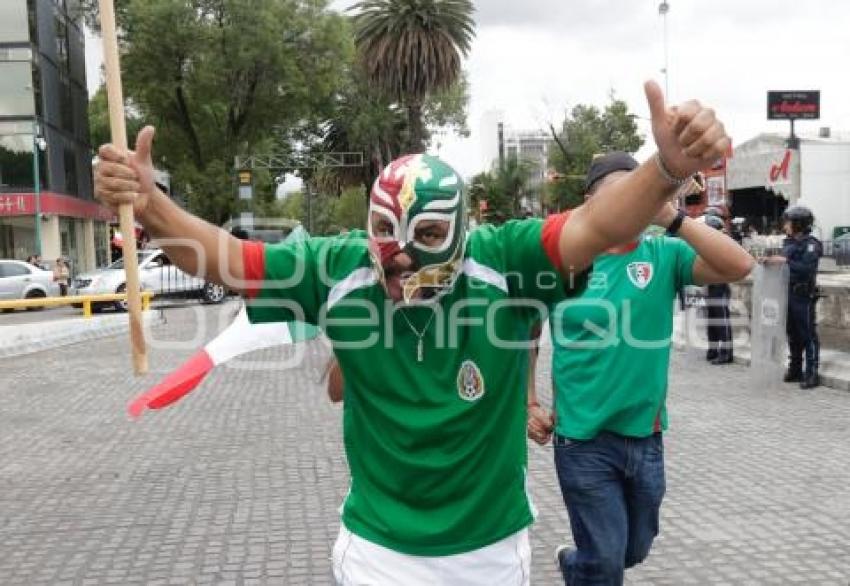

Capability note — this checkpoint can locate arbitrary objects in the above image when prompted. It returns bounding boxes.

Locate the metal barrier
[0,292,154,318]
[834,237,850,267]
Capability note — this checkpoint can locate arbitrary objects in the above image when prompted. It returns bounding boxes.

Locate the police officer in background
[703,213,734,364]
[764,206,822,389]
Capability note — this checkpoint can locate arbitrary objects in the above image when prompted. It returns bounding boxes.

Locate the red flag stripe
[127,351,215,418]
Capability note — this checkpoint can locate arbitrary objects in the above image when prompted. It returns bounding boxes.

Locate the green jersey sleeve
[242,236,361,325]
[487,216,583,306]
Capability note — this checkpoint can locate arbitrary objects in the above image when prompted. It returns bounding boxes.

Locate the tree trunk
[406,100,426,154]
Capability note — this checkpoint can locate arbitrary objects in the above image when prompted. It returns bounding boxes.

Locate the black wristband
[666,209,687,236]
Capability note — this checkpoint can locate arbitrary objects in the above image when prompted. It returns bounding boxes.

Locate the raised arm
[94,127,246,292]
[652,204,755,284]
[556,81,731,274]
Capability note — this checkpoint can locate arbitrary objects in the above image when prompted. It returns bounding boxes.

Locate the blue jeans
[554,432,666,585]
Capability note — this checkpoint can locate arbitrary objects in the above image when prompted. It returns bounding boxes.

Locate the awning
[725,134,799,201]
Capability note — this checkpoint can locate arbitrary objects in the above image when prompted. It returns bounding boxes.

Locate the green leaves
[546,94,645,210]
[83,0,470,226]
[351,0,475,151]
[469,156,535,225]
[86,0,349,224]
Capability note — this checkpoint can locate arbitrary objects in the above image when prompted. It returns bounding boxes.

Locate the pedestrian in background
[53,258,70,297]
[527,153,754,586]
[702,214,734,364]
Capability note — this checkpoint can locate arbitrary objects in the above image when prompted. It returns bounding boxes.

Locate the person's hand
[527,403,554,446]
[651,203,679,228]
[645,81,731,180]
[94,126,157,216]
[760,255,786,265]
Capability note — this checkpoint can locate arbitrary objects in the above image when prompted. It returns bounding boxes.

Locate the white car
[0,260,60,309]
[72,249,228,311]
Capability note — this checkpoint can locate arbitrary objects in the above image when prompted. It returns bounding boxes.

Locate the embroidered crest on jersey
[626,262,654,289]
[457,360,485,402]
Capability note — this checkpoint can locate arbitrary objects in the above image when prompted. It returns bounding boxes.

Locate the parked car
[0,260,60,310]
[72,249,228,311]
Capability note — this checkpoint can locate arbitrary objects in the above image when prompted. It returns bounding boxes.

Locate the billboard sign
[767,91,820,120]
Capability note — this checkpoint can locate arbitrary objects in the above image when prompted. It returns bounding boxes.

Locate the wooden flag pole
[99,0,148,375]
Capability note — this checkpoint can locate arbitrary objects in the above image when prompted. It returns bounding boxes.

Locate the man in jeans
[527,153,754,585]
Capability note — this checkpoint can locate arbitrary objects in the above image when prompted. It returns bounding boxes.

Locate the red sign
[768,91,820,120]
[770,150,792,183]
[0,192,115,221]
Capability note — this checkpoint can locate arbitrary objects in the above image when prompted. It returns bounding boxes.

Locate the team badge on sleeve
[457,360,485,402]
[626,262,654,290]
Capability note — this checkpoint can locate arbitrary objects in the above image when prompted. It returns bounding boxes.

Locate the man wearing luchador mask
[95,82,731,584]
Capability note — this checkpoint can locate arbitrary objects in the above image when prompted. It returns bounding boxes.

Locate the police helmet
[782,206,814,234]
[703,214,725,231]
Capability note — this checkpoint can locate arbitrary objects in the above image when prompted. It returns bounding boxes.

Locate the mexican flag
[128,307,319,418]
[128,225,319,418]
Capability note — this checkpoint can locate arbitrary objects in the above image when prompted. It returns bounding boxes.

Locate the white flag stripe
[206,307,293,366]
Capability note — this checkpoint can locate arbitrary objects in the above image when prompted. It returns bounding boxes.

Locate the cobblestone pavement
[1,304,849,585]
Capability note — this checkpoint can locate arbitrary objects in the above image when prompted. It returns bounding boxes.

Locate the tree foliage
[546,94,644,210]
[84,0,349,225]
[271,186,367,235]
[351,0,475,152]
[82,0,471,225]
[469,156,534,225]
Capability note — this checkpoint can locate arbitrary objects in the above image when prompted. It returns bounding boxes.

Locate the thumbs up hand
[645,81,731,181]
[94,126,158,216]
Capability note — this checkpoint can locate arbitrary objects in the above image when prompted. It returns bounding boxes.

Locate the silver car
[72,249,228,311]
[0,260,60,308]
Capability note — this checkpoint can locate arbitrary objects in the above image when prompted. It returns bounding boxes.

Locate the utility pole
[32,119,43,256]
[659,1,670,98]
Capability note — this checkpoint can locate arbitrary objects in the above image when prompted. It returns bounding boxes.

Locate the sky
[86,0,850,179]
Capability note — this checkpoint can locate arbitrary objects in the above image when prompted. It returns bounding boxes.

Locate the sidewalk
[672,310,850,392]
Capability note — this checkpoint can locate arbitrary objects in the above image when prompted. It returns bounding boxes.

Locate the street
[1,304,849,585]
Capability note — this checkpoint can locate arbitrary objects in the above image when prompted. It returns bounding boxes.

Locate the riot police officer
[703,214,734,364]
[765,206,822,389]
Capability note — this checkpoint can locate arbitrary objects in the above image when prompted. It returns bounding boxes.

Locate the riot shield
[749,263,789,389]
[677,285,708,360]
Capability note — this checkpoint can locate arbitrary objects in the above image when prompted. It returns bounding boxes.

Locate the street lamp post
[32,119,46,257]
[659,1,670,98]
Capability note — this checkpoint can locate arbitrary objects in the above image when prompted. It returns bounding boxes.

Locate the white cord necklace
[398,309,437,363]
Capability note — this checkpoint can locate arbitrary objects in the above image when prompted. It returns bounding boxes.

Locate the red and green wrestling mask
[368,154,467,303]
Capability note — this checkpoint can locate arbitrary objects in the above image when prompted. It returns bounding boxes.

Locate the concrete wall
[801,142,850,240]
[732,278,850,329]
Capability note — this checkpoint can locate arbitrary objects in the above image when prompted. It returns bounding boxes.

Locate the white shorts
[331,525,531,586]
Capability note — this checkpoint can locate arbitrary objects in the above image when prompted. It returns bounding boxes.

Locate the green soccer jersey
[244,219,572,556]
[551,236,697,440]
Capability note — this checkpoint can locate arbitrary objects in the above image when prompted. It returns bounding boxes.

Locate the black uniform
[706,283,733,363]
[783,234,822,382]
[702,214,734,364]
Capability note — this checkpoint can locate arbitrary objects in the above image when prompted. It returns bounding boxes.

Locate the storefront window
[0,217,36,260]
[58,217,87,275]
[0,1,31,44]
[94,221,109,268]
[0,128,48,192]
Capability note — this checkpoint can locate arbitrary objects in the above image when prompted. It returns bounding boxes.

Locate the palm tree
[351,0,475,153]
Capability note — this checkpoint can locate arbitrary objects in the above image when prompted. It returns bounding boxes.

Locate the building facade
[503,129,549,216]
[0,0,112,274]
[726,132,850,240]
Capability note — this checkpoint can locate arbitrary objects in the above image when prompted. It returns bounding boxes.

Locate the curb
[0,311,162,360]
